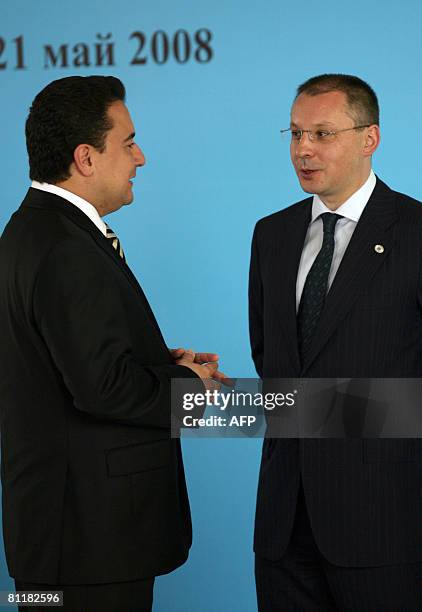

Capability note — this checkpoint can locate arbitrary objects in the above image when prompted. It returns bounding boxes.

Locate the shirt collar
[31,181,107,237]
[311,169,376,223]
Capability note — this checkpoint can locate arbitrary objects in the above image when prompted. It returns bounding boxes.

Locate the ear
[362,124,380,158]
[73,144,95,177]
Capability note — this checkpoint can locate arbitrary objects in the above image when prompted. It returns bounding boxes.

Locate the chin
[298,182,314,195]
[123,193,135,206]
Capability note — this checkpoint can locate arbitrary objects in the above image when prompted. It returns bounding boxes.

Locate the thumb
[182,349,195,363]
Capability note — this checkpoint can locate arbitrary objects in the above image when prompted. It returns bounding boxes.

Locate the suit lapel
[22,188,166,343]
[277,200,312,372]
[301,179,398,374]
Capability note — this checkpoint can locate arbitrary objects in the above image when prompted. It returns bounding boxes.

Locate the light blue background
[1,1,421,610]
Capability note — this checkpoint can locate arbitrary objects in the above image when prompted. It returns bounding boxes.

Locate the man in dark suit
[0,76,224,611]
[249,74,422,610]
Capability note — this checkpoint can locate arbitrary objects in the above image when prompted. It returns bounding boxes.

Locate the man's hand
[169,348,218,365]
[169,348,232,388]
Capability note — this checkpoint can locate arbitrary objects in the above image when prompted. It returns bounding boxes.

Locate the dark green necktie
[297,213,342,362]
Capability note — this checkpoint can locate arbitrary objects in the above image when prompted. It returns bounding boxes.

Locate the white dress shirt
[31,181,107,237]
[296,170,377,311]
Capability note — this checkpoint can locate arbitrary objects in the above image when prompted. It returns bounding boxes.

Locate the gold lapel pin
[374,244,384,254]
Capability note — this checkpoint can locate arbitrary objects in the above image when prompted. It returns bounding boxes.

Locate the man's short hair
[26,75,126,184]
[295,74,379,127]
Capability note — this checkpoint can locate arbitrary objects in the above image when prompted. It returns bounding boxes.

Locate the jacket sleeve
[32,237,200,429]
[249,222,264,378]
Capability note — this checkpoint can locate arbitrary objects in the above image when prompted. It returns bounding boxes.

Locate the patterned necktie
[297,212,342,362]
[105,224,125,262]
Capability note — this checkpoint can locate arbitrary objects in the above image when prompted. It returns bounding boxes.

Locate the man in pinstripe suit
[249,74,422,610]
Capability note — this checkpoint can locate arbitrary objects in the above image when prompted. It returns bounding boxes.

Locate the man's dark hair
[295,74,379,126]
[26,75,126,183]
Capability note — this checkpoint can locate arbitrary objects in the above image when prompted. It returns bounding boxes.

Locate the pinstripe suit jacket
[249,178,422,567]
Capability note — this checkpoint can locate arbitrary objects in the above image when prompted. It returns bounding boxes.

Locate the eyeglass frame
[280,125,371,143]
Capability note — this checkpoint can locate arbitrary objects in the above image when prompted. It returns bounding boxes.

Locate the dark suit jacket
[0,188,197,584]
[249,178,422,567]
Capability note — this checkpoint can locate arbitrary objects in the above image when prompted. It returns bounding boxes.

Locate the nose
[292,131,315,159]
[133,144,146,167]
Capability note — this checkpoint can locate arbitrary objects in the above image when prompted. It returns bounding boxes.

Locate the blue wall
[1,1,422,609]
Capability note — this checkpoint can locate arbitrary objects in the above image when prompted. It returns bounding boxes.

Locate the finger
[169,347,185,357]
[194,352,219,364]
[212,369,229,379]
[212,371,235,387]
[182,349,195,362]
[203,362,219,375]
[203,378,221,393]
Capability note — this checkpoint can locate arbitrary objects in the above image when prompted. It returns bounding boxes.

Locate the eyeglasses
[280,125,370,143]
